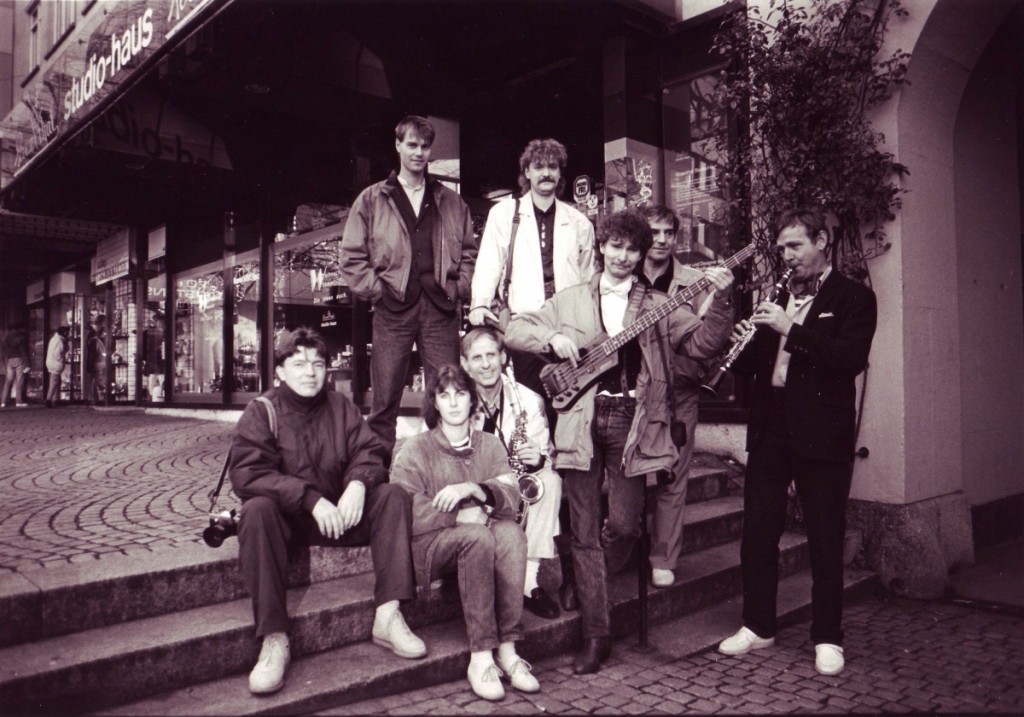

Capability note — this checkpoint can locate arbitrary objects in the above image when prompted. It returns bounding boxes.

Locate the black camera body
[203,508,240,548]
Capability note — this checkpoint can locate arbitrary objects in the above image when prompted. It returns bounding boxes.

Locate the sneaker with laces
[467,661,505,701]
[815,643,844,675]
[372,609,427,659]
[498,656,540,693]
[248,632,290,695]
[651,568,675,588]
[718,626,775,655]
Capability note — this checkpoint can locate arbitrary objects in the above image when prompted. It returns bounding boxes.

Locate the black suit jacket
[732,271,877,462]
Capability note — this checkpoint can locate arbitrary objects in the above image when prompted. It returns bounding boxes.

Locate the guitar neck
[604,244,755,354]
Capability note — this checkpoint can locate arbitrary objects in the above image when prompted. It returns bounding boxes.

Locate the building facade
[0,0,1021,592]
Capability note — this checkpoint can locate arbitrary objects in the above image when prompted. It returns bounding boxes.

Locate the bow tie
[790,273,822,299]
[599,277,634,299]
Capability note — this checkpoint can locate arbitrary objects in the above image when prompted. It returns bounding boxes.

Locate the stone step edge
[2,530,801,714]
[0,484,743,648]
[100,534,869,717]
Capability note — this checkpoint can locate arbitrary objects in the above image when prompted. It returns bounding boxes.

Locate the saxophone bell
[517,473,544,504]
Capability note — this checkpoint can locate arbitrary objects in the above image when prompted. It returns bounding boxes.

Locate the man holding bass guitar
[505,207,736,675]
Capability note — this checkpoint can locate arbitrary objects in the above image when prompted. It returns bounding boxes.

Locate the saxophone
[505,378,544,506]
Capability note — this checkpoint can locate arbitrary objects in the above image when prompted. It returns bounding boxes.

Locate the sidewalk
[0,406,1021,715]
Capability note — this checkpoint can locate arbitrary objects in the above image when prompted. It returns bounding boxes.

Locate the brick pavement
[0,405,235,573]
[322,594,1024,715]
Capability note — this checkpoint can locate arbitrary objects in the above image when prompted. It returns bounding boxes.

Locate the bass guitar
[539,243,755,412]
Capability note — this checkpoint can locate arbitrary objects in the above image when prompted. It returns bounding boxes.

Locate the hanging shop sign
[92,229,133,285]
[0,0,232,190]
[26,280,46,305]
[148,225,167,261]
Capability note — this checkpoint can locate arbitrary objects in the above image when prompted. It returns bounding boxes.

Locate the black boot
[572,636,611,675]
[559,579,580,612]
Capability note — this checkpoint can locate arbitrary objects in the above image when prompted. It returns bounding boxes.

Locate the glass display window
[143,272,167,402]
[49,293,81,402]
[272,226,356,395]
[174,260,224,401]
[109,279,137,403]
[230,249,261,400]
[26,306,45,402]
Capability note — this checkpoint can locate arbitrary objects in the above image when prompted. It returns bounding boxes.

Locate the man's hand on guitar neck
[704,266,736,298]
[548,333,581,368]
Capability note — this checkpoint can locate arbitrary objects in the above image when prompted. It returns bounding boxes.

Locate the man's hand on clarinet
[751,301,793,336]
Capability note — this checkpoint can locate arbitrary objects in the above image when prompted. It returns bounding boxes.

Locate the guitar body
[539,333,620,412]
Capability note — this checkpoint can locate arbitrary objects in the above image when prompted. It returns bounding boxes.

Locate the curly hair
[517,138,568,195]
[595,207,654,272]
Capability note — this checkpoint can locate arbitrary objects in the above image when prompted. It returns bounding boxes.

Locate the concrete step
[82,531,836,717]
[0,465,740,650]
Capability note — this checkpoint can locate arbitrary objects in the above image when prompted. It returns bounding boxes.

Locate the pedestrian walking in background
[45,326,71,408]
[1,323,31,408]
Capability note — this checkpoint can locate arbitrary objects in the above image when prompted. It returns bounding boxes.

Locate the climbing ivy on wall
[711,0,910,286]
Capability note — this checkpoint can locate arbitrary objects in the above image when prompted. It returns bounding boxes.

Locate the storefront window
[273,226,355,395]
[109,279,137,402]
[26,306,45,402]
[49,293,81,402]
[174,262,223,400]
[231,251,261,400]
[663,70,742,406]
[143,272,167,402]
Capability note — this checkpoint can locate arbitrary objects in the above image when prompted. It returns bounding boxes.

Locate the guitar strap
[619,280,647,395]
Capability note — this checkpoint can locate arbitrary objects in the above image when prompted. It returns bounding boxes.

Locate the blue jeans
[562,395,636,639]
[369,301,460,458]
[427,521,527,652]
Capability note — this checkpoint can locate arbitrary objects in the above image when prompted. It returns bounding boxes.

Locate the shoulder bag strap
[498,197,522,301]
[208,396,277,509]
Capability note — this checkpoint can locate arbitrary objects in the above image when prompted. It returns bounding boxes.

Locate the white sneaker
[467,661,505,701]
[815,643,845,675]
[248,632,290,695]
[498,656,540,693]
[651,568,675,588]
[718,626,775,655]
[372,609,427,659]
[14,403,27,408]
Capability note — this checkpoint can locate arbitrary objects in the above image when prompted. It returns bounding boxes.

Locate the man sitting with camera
[229,327,425,695]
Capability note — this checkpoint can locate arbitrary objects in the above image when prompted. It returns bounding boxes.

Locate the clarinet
[701,268,795,395]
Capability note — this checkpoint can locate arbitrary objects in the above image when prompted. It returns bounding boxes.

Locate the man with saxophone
[717,208,877,677]
[460,326,563,621]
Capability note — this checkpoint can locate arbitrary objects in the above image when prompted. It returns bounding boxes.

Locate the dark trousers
[561,395,636,639]
[237,483,416,638]
[741,389,854,645]
[369,300,460,459]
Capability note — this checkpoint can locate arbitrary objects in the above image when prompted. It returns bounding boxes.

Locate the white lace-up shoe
[467,661,505,701]
[651,568,675,588]
[815,643,845,675]
[372,610,427,659]
[498,656,540,693]
[718,626,775,655]
[248,632,290,695]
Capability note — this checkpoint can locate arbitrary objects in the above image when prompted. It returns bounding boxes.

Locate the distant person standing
[1,324,31,408]
[45,326,71,408]
[340,115,477,461]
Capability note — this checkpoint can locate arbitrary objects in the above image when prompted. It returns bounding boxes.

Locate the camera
[203,508,240,548]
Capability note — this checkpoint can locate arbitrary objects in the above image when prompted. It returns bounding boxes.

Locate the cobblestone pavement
[0,405,234,573]
[325,594,1024,715]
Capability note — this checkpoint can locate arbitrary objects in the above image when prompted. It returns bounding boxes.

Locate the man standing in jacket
[468,138,595,397]
[230,328,425,696]
[506,208,734,674]
[460,326,563,620]
[340,115,477,460]
[631,205,732,588]
[716,208,876,677]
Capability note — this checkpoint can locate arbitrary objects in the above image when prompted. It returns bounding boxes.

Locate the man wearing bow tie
[717,208,877,678]
[506,208,734,674]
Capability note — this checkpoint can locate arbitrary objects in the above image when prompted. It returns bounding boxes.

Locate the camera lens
[203,523,226,548]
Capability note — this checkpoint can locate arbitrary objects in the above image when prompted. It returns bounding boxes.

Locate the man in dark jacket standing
[716,209,877,678]
[230,328,425,696]
[340,115,477,460]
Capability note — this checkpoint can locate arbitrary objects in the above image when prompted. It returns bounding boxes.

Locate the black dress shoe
[559,580,580,612]
[523,587,560,620]
[572,636,611,675]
